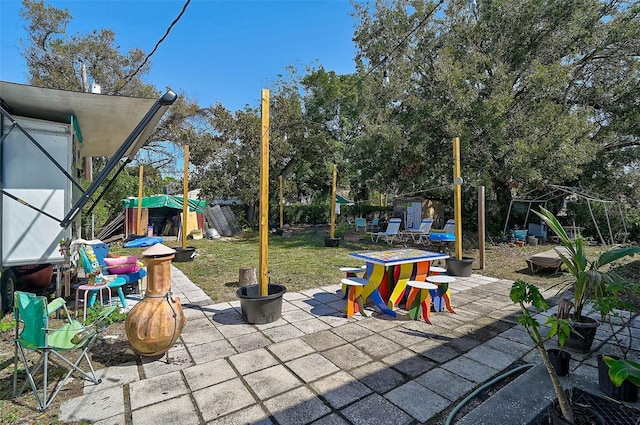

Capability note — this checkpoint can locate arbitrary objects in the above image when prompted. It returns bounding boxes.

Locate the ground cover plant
[0,226,638,424]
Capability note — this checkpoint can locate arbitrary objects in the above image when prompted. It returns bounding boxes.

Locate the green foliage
[0,317,16,332]
[351,0,640,233]
[510,280,573,421]
[603,356,640,387]
[535,207,640,320]
[280,202,330,225]
[334,222,353,238]
[510,280,571,347]
[342,204,393,219]
[84,304,126,326]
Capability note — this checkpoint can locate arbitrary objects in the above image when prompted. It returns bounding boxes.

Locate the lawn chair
[370,218,402,243]
[367,217,379,231]
[12,291,116,410]
[354,218,367,232]
[402,218,434,243]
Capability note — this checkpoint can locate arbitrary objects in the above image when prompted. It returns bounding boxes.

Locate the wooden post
[453,137,463,260]
[330,164,337,239]
[182,145,189,249]
[259,89,270,296]
[478,186,486,270]
[279,175,284,229]
[137,165,144,235]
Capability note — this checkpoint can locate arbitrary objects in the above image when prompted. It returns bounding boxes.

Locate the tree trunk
[238,266,257,287]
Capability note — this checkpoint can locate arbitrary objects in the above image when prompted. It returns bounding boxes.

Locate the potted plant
[510,280,576,423]
[592,280,640,401]
[534,207,640,352]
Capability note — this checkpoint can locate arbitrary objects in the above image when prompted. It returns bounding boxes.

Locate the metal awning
[0,81,177,228]
[0,81,167,158]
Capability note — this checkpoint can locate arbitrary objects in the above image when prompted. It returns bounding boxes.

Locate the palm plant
[534,207,640,322]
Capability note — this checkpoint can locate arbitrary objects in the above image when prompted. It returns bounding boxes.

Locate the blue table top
[349,248,449,266]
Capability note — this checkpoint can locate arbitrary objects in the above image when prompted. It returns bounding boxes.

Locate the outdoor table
[349,248,449,314]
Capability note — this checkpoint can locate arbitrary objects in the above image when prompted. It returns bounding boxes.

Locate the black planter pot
[172,246,196,262]
[324,237,340,248]
[564,316,599,353]
[236,283,287,324]
[445,257,474,277]
[597,355,639,402]
[547,349,571,376]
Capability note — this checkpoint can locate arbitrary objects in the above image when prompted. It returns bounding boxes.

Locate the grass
[167,227,637,303]
[169,228,376,302]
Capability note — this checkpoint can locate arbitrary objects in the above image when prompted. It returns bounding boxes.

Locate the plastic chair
[78,245,128,308]
[354,218,367,232]
[12,291,116,410]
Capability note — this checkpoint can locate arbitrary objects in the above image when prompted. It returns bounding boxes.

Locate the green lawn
[169,228,375,302]
[139,228,638,304]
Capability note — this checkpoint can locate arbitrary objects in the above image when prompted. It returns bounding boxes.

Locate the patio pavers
[58,268,636,425]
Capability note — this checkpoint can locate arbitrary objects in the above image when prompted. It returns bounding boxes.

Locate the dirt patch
[0,319,132,424]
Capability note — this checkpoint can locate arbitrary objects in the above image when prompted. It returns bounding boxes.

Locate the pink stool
[75,283,111,322]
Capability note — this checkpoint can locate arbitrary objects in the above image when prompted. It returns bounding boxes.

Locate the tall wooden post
[182,145,189,249]
[478,186,486,270]
[330,164,337,239]
[259,89,270,296]
[453,137,463,260]
[279,175,284,229]
[137,165,144,235]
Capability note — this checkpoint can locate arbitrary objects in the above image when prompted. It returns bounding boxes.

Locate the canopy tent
[122,195,205,212]
[503,184,628,246]
[336,194,353,205]
[122,195,206,237]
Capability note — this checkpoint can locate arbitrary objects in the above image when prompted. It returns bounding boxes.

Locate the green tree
[17,0,204,230]
[351,0,640,226]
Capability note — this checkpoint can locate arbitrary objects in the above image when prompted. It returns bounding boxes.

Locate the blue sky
[0,0,358,112]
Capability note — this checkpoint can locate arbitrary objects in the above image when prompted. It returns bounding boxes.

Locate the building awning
[0,81,169,158]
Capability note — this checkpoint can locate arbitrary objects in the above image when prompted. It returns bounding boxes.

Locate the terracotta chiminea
[125,244,187,356]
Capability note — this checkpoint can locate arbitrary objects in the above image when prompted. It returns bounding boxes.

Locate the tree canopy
[13,0,640,236]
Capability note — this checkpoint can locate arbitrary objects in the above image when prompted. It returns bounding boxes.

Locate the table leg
[362,263,396,317]
[387,261,430,310]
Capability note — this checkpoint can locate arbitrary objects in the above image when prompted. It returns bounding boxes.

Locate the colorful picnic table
[348,248,449,315]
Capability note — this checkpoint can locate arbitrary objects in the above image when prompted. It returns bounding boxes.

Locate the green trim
[68,114,83,144]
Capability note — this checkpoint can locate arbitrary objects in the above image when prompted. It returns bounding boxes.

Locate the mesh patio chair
[13,291,116,410]
[370,218,402,243]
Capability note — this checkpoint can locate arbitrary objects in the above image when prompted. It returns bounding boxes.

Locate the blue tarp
[123,236,163,248]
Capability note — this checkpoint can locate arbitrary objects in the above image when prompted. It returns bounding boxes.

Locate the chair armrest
[47,298,66,315]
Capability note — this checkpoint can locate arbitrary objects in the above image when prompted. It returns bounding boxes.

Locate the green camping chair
[12,291,116,410]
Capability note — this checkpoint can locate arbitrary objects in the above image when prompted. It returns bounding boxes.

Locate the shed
[123,195,206,237]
